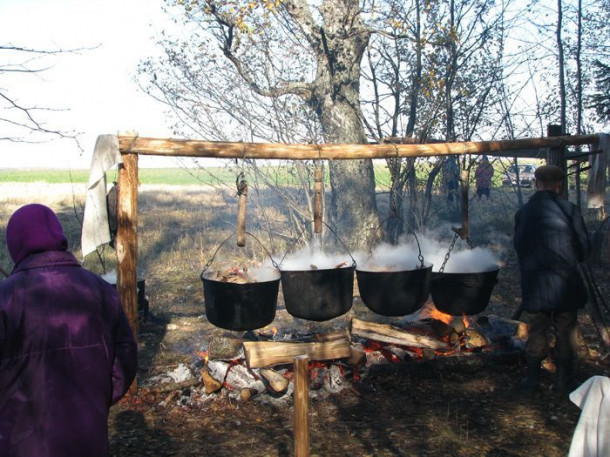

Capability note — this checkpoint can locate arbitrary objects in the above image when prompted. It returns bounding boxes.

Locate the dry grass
[2,181,609,457]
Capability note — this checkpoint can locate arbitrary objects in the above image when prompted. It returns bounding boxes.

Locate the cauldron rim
[356,261,433,273]
[201,271,281,283]
[279,264,354,273]
[432,266,500,275]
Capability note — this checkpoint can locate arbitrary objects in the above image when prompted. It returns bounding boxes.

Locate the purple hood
[6,204,68,265]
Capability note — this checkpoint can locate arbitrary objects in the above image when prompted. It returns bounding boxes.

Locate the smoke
[279,247,352,271]
[354,231,500,273]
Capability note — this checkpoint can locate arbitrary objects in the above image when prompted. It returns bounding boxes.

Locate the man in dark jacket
[514,165,591,394]
[0,204,138,457]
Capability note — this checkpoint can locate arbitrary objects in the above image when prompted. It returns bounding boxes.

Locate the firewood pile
[171,305,529,405]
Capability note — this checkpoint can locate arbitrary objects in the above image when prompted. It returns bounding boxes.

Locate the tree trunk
[557,0,566,133]
[308,0,379,249]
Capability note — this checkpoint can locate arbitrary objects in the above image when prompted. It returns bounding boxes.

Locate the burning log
[351,318,449,351]
[224,364,266,393]
[243,335,351,368]
[206,360,230,383]
[345,345,366,366]
[259,368,290,394]
[154,377,202,393]
[463,328,490,349]
[201,369,223,394]
[476,315,528,344]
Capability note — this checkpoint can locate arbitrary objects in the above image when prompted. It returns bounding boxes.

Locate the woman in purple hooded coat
[0,204,138,457]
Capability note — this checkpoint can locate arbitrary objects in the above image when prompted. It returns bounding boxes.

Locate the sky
[0,0,177,169]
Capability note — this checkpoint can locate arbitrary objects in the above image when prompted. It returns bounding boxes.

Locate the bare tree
[0,45,82,147]
[140,0,380,249]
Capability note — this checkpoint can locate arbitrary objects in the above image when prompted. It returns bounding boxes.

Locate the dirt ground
[108,251,610,457]
[2,182,609,457]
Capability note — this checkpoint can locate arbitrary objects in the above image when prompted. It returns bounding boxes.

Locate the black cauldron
[430,268,500,316]
[357,263,432,316]
[201,273,280,331]
[280,265,355,321]
[110,279,149,320]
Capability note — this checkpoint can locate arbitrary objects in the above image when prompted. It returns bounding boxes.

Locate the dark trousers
[525,310,578,361]
[476,187,490,199]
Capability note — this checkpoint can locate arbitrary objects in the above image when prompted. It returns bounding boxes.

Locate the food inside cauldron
[211,266,251,283]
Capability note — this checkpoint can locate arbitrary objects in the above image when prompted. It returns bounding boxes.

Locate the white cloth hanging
[587,133,610,209]
[568,375,610,457]
[81,134,122,258]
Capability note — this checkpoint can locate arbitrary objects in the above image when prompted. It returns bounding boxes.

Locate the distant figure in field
[443,156,460,203]
[475,155,494,200]
[0,204,138,457]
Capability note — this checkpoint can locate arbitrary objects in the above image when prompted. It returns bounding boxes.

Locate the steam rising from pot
[354,243,427,271]
[279,247,352,271]
[355,232,500,273]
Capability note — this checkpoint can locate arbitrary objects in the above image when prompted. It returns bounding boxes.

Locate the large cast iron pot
[280,265,355,321]
[110,279,149,320]
[357,263,432,316]
[430,267,500,316]
[201,272,280,331]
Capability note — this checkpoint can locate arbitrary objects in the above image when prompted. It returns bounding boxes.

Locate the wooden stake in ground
[294,355,310,457]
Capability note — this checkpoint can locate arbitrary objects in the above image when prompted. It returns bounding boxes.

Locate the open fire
[192,301,527,404]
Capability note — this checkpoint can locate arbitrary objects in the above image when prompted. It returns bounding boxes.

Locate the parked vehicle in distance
[502,164,536,188]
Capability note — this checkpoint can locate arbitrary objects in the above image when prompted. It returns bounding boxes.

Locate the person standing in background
[0,204,138,457]
[513,165,591,394]
[444,156,460,202]
[475,155,494,200]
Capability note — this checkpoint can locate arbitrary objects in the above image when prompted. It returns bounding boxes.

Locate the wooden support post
[314,166,323,234]
[459,166,470,240]
[116,153,139,347]
[294,355,310,457]
[236,175,247,247]
[547,124,568,199]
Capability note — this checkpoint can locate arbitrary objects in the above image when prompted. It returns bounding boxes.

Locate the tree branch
[206,2,313,101]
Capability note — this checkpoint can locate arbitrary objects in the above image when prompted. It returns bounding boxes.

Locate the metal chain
[439,231,460,273]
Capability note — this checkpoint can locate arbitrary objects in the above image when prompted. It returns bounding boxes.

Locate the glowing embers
[195,307,527,403]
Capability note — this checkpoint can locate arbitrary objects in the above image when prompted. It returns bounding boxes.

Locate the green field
[0,164,395,187]
[0,167,241,186]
